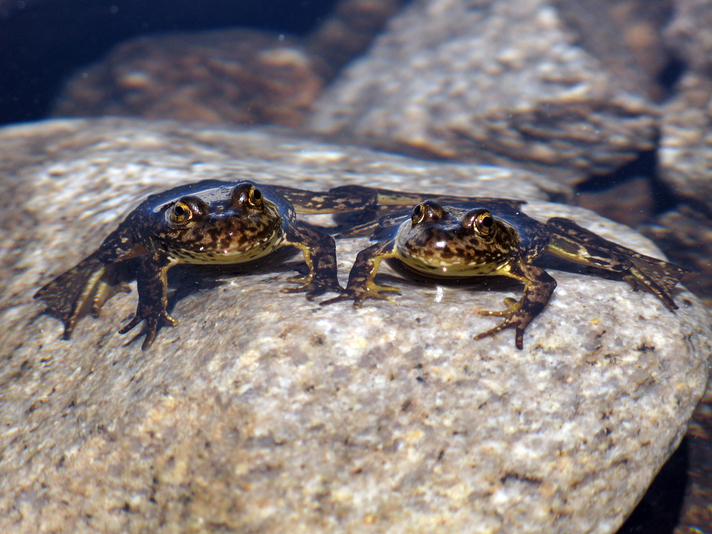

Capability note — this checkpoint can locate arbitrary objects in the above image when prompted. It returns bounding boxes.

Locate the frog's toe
[61,321,77,340]
[282,278,343,300]
[372,283,400,294]
[474,318,525,350]
[477,297,519,318]
[118,310,177,350]
[118,314,142,335]
[91,282,131,318]
[320,284,400,308]
[286,273,309,284]
[358,284,400,306]
[320,292,355,307]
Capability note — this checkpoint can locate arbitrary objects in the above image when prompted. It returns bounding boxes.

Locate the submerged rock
[309,0,658,180]
[664,0,712,74]
[659,72,712,211]
[50,0,406,128]
[0,118,709,534]
[52,29,326,127]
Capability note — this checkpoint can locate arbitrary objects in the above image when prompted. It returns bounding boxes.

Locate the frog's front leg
[118,252,177,350]
[281,223,343,300]
[320,239,400,307]
[475,260,556,350]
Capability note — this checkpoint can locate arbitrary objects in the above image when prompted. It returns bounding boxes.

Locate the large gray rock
[309,0,658,181]
[0,118,709,534]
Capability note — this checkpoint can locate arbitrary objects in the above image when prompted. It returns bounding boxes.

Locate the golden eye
[463,209,495,236]
[411,201,443,226]
[411,204,425,225]
[475,211,494,236]
[232,183,264,211]
[170,201,193,224]
[248,187,263,208]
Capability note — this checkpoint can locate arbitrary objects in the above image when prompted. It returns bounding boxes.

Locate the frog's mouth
[166,226,285,265]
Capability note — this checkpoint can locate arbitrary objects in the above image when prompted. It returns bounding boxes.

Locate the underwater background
[1,1,710,532]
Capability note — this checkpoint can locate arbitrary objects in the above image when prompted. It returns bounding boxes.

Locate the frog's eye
[464,209,495,236]
[232,183,263,211]
[411,200,443,226]
[175,202,191,220]
[166,197,207,225]
[248,187,263,208]
[411,204,425,225]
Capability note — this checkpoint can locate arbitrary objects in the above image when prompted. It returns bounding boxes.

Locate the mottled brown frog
[35,179,369,349]
[323,187,688,349]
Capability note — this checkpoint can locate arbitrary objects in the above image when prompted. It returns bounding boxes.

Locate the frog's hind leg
[624,255,687,310]
[34,254,109,339]
[34,228,144,340]
[545,217,688,310]
[475,261,556,350]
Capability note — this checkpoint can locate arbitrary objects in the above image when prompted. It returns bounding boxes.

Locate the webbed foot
[34,256,123,340]
[119,309,177,350]
[320,283,401,308]
[474,297,529,350]
[282,273,344,300]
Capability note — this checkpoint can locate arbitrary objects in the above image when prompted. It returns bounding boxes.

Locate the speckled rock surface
[1,118,710,534]
[309,0,658,180]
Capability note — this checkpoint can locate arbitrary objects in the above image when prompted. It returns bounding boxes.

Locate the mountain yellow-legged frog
[322,186,688,349]
[35,179,370,349]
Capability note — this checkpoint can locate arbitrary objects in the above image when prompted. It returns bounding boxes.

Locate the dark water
[0,0,339,125]
[1,1,710,532]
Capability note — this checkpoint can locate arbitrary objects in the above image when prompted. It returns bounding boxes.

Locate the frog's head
[394,200,520,276]
[152,182,284,264]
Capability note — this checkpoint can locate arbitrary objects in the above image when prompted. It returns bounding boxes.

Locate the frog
[35,179,376,349]
[321,186,688,349]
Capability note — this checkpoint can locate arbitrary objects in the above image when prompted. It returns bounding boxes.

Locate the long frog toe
[286,273,310,285]
[320,291,356,307]
[118,310,177,349]
[474,316,527,350]
[365,283,400,302]
[352,283,400,307]
[475,298,530,349]
[320,283,400,308]
[61,321,77,341]
[478,297,520,318]
[282,278,342,300]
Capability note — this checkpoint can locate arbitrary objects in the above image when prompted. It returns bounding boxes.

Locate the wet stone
[664,0,712,74]
[0,118,710,534]
[641,205,712,308]
[309,0,658,181]
[52,29,327,127]
[50,0,407,128]
[659,72,712,211]
[550,0,673,100]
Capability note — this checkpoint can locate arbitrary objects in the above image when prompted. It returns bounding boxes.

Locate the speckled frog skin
[323,186,688,349]
[35,179,371,349]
